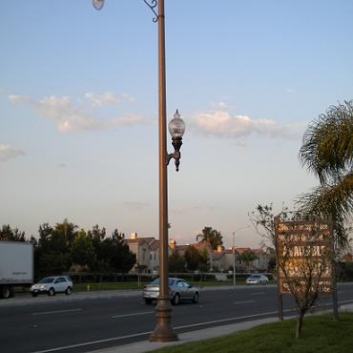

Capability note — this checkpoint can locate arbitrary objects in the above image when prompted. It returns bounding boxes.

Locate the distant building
[231,247,270,272]
[126,233,270,273]
[211,245,228,271]
[126,233,160,273]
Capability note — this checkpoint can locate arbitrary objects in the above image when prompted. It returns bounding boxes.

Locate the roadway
[1,284,352,353]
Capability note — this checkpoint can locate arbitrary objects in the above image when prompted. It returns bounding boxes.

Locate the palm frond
[299,100,353,184]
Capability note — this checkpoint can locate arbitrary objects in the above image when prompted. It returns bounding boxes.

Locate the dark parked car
[30,276,73,297]
[142,277,199,305]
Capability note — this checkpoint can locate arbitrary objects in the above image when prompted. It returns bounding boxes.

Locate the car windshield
[38,277,55,284]
[150,278,176,286]
[250,275,261,279]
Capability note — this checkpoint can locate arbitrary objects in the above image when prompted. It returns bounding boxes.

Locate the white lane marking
[233,300,255,305]
[111,311,154,319]
[32,308,83,316]
[30,331,152,353]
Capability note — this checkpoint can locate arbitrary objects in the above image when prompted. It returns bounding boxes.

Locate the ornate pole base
[149,297,178,342]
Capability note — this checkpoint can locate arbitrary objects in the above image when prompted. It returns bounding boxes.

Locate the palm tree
[196,226,223,250]
[298,100,353,247]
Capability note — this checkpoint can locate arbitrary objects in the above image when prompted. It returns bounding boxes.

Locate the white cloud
[85,92,136,107]
[9,94,306,139]
[9,94,31,103]
[122,201,150,211]
[170,204,217,214]
[210,101,229,110]
[0,144,25,161]
[191,110,305,140]
[9,93,145,133]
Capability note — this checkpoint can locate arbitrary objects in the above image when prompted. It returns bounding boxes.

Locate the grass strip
[147,313,353,353]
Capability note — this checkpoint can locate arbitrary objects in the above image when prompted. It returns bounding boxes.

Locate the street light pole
[232,226,250,287]
[92,0,183,343]
[150,0,178,342]
[233,232,236,286]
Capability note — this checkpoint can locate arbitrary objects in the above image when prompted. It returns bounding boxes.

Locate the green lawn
[14,279,248,296]
[147,313,353,353]
[73,281,145,291]
[73,280,220,291]
[72,279,244,292]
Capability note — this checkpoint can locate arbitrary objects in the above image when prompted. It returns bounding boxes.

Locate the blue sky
[1,0,352,248]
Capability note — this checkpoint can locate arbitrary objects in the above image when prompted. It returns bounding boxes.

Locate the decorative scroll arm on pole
[93,0,159,21]
[142,0,159,22]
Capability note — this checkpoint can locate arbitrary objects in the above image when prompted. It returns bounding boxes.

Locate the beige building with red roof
[126,233,270,274]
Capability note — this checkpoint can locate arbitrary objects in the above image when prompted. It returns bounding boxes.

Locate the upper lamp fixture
[92,0,104,10]
[168,110,185,172]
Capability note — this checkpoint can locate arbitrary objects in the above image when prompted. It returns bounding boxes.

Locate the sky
[1,0,352,249]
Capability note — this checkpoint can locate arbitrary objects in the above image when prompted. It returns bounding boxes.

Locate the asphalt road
[1,284,352,353]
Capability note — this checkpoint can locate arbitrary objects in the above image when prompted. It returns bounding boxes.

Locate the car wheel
[171,293,180,305]
[144,298,152,305]
[48,288,55,296]
[192,292,199,304]
[65,287,72,295]
[1,286,11,299]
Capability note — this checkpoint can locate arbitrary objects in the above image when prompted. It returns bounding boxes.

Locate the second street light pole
[233,232,236,286]
[232,226,250,287]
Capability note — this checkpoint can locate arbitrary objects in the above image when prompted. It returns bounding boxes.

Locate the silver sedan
[142,277,199,305]
[246,274,269,285]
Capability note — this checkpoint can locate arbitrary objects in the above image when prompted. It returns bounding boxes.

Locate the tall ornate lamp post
[92,0,185,342]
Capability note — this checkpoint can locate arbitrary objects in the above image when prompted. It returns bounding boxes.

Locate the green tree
[70,229,96,270]
[52,218,78,249]
[237,250,257,271]
[110,230,135,273]
[0,224,26,242]
[196,226,223,250]
[298,100,353,248]
[93,229,135,273]
[184,245,201,271]
[34,223,53,277]
[87,225,106,271]
[168,251,185,273]
[88,225,106,245]
[35,220,78,276]
[199,248,210,272]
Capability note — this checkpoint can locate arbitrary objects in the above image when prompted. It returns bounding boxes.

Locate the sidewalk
[89,316,278,353]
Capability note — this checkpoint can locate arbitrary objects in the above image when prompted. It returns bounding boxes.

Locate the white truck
[0,241,33,299]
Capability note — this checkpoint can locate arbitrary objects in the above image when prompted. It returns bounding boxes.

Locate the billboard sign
[275,218,333,295]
